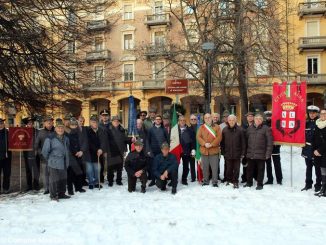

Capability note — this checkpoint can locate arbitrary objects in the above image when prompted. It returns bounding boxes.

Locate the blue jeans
[86,162,100,186]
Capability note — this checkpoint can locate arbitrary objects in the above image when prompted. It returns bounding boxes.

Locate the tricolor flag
[169,105,182,163]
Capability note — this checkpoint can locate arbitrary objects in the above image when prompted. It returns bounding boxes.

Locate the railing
[298,1,326,16]
[144,44,171,57]
[298,36,326,49]
[144,13,171,26]
[86,20,110,31]
[297,74,326,84]
[85,50,111,62]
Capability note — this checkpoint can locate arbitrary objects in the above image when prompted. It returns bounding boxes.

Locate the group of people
[0,104,325,200]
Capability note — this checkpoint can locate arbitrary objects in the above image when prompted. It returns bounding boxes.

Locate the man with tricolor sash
[196,113,222,187]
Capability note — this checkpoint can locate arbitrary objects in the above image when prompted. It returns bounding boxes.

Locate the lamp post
[201,42,215,113]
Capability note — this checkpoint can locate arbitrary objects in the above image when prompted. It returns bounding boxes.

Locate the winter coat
[179,125,195,156]
[147,125,169,156]
[0,128,11,160]
[35,127,54,158]
[153,153,178,179]
[196,124,222,156]
[67,129,83,168]
[302,118,318,160]
[78,126,90,162]
[246,124,273,160]
[42,133,70,170]
[87,127,107,163]
[312,119,326,168]
[124,150,148,176]
[143,118,154,132]
[23,127,38,161]
[136,127,148,153]
[221,124,246,160]
[107,124,128,158]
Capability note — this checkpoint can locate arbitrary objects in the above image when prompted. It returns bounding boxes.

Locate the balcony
[85,50,111,62]
[144,44,172,59]
[298,36,326,51]
[144,13,171,27]
[86,20,110,31]
[298,1,326,18]
[297,74,326,84]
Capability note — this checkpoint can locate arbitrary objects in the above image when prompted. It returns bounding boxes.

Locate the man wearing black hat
[106,115,129,186]
[63,113,73,134]
[264,111,283,185]
[0,118,11,194]
[301,105,321,192]
[153,142,178,194]
[22,117,40,191]
[66,118,86,195]
[99,109,110,183]
[125,139,148,193]
[35,115,54,194]
[241,111,255,183]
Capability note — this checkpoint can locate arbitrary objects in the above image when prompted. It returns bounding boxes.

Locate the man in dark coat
[221,115,246,188]
[264,111,283,185]
[35,115,54,194]
[86,115,107,189]
[301,105,321,192]
[106,115,128,186]
[241,111,255,183]
[99,109,111,183]
[77,116,89,186]
[147,115,169,186]
[313,109,326,197]
[22,117,40,192]
[189,114,198,182]
[153,142,178,194]
[0,118,11,194]
[125,139,148,193]
[66,118,86,195]
[178,115,195,185]
[244,114,273,190]
[131,119,148,153]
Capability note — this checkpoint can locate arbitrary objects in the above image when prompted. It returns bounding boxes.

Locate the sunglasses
[190,118,197,121]
[141,114,146,116]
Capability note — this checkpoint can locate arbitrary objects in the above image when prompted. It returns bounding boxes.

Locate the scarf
[316,118,326,129]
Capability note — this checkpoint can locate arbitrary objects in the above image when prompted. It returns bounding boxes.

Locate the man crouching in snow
[124,138,148,193]
[153,142,178,194]
[42,120,70,201]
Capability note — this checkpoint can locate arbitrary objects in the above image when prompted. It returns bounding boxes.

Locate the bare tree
[0,0,117,114]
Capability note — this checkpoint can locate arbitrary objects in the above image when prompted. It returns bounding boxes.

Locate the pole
[207,60,212,114]
[20,151,22,192]
[290,146,293,187]
[97,155,100,190]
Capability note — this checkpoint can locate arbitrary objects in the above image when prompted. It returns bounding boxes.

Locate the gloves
[191,149,196,156]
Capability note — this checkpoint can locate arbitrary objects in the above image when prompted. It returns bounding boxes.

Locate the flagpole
[20,151,22,192]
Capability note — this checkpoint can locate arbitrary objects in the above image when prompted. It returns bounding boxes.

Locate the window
[67,69,76,82]
[67,40,75,54]
[95,37,103,51]
[68,10,77,26]
[256,0,267,9]
[306,21,319,36]
[185,5,194,15]
[124,64,134,81]
[32,71,41,86]
[124,34,134,50]
[307,57,318,74]
[255,59,269,76]
[124,5,133,20]
[219,0,229,16]
[185,61,199,79]
[154,1,163,14]
[95,66,104,83]
[154,31,165,45]
[153,62,165,79]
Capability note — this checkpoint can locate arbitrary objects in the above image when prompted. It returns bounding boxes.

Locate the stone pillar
[81,100,90,126]
[210,98,216,114]
[110,99,119,116]
[140,100,149,112]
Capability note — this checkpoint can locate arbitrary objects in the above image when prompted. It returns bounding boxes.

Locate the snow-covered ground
[0,146,325,245]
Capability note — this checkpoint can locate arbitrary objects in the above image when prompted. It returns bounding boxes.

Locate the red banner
[8,127,34,151]
[271,81,307,146]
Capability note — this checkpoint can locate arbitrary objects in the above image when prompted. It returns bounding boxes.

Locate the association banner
[271,81,306,146]
[8,127,34,151]
[127,95,138,137]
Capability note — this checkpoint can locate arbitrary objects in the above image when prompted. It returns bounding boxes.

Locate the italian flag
[169,105,182,163]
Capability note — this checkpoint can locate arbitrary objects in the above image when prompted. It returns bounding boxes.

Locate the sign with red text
[8,127,33,151]
[165,80,188,94]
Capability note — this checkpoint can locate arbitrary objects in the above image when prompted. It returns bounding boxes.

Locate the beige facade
[1,0,326,127]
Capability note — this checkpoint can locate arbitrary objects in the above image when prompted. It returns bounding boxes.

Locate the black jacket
[246,124,273,160]
[312,122,326,167]
[178,126,195,156]
[147,125,169,156]
[221,124,246,159]
[124,150,148,176]
[87,127,107,162]
[302,118,318,160]
[107,124,128,157]
[0,128,11,160]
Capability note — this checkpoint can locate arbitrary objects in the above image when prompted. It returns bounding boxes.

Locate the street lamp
[201,42,215,113]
